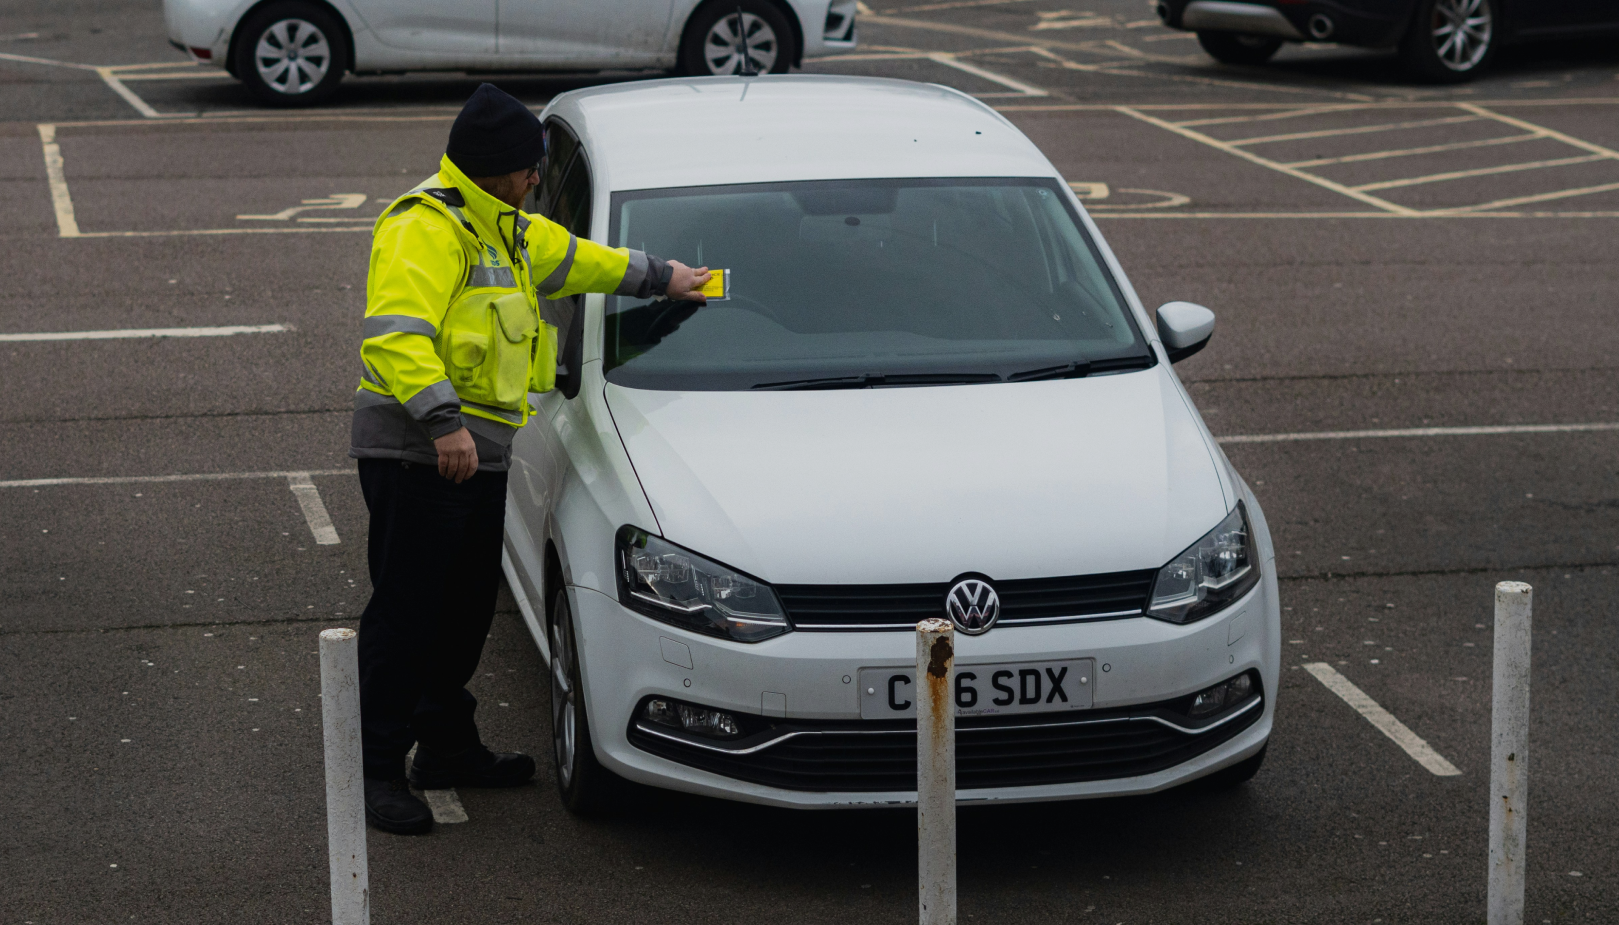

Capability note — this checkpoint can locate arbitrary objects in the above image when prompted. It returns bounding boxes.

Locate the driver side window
[538,119,591,399]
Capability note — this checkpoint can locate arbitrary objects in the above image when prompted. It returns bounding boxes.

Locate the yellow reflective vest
[351,155,666,470]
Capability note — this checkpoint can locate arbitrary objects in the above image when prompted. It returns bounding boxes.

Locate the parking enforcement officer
[351,83,709,834]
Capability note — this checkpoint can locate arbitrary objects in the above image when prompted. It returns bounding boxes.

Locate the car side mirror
[1156,301,1215,363]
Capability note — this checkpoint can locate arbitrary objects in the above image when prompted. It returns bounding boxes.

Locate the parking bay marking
[1218,422,1619,444]
[0,469,352,546]
[1303,663,1461,776]
[0,324,287,342]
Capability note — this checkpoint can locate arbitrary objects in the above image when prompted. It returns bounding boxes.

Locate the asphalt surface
[3,1,1618,923]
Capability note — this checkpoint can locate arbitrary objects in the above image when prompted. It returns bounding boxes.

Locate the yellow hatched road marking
[1457,102,1619,161]
[1284,133,1544,168]
[1352,154,1608,192]
[1173,104,1371,128]
[1115,106,1419,215]
[1441,180,1619,214]
[1225,114,1481,147]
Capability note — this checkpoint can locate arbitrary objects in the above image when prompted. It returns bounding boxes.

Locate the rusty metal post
[916,618,956,925]
[320,628,370,925]
[1489,582,1531,925]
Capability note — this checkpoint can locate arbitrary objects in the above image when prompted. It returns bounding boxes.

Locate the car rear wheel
[679,0,797,76]
[1196,31,1283,66]
[234,1,347,107]
[1399,0,1495,83]
[550,588,625,815]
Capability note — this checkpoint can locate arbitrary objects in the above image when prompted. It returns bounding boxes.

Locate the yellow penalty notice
[698,268,728,300]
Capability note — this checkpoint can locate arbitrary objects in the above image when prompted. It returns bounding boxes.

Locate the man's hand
[434,427,478,483]
[665,260,711,303]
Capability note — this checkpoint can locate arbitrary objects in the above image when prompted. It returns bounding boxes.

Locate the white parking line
[36,124,79,238]
[1303,663,1461,776]
[1218,422,1619,444]
[0,324,287,342]
[1225,114,1481,147]
[419,788,469,824]
[0,469,353,489]
[925,51,1048,96]
[287,473,340,545]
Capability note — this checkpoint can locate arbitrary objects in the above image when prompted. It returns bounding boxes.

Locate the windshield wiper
[1006,354,1155,382]
[752,372,1002,391]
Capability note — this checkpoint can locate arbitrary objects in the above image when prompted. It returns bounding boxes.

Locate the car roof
[542,75,1057,192]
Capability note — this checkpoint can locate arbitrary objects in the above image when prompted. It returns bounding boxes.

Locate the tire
[1196,31,1283,66]
[1399,0,1495,83]
[1196,744,1267,792]
[549,588,625,815]
[233,1,347,107]
[679,0,797,76]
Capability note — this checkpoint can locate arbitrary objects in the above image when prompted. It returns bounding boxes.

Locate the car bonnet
[603,367,1229,586]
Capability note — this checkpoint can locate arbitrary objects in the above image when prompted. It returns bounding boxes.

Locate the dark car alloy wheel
[1400,0,1495,82]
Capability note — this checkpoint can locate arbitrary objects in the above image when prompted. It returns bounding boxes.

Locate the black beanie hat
[446,83,545,178]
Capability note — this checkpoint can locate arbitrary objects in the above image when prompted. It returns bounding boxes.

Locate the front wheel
[234,0,347,106]
[679,0,797,76]
[1196,31,1283,66]
[1399,0,1495,83]
[549,589,625,815]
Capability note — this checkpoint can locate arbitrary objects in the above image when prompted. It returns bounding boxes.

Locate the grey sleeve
[614,250,674,300]
[422,407,466,440]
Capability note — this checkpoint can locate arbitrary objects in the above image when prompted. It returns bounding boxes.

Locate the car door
[345,0,496,54]
[508,120,591,608]
[495,0,676,63]
[1505,0,1615,35]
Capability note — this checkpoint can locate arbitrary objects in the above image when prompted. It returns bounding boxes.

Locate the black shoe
[364,778,433,835]
[409,745,536,789]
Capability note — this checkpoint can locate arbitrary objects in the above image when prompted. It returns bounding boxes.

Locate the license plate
[858,658,1095,720]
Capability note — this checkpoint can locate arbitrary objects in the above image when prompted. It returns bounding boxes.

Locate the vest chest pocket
[437,290,539,410]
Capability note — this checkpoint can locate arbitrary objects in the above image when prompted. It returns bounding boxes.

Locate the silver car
[163,0,857,105]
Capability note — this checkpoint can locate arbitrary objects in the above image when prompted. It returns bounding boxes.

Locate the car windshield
[604,178,1152,391]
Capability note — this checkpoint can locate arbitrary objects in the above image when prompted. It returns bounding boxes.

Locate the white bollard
[916,618,956,925]
[1489,582,1532,925]
[320,628,370,925]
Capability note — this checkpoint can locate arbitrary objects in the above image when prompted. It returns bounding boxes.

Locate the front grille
[627,690,1262,793]
[777,569,1156,631]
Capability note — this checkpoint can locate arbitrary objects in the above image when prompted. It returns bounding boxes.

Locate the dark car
[1155,0,1619,81]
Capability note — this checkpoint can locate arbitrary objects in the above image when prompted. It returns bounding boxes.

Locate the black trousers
[356,458,508,780]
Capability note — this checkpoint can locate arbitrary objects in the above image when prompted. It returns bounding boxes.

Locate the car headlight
[615,526,791,643]
[1147,502,1260,624]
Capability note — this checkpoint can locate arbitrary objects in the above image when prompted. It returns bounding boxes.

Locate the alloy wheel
[551,617,577,786]
[254,18,332,95]
[702,11,778,75]
[1430,0,1492,72]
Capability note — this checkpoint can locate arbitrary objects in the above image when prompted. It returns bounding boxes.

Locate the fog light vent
[644,698,742,738]
[1188,671,1258,718]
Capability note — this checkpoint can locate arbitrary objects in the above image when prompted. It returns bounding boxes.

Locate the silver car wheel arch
[253,17,332,94]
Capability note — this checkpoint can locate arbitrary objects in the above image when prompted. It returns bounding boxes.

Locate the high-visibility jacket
[351,155,670,471]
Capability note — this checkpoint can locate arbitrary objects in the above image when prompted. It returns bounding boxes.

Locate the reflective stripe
[360,360,386,388]
[467,265,517,289]
[363,314,437,339]
[403,379,459,419]
[615,249,650,296]
[461,398,524,425]
[536,235,577,296]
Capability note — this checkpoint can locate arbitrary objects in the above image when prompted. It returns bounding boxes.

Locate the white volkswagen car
[163,0,856,105]
[500,75,1280,812]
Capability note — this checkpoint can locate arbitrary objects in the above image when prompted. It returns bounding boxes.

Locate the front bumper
[570,563,1279,808]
